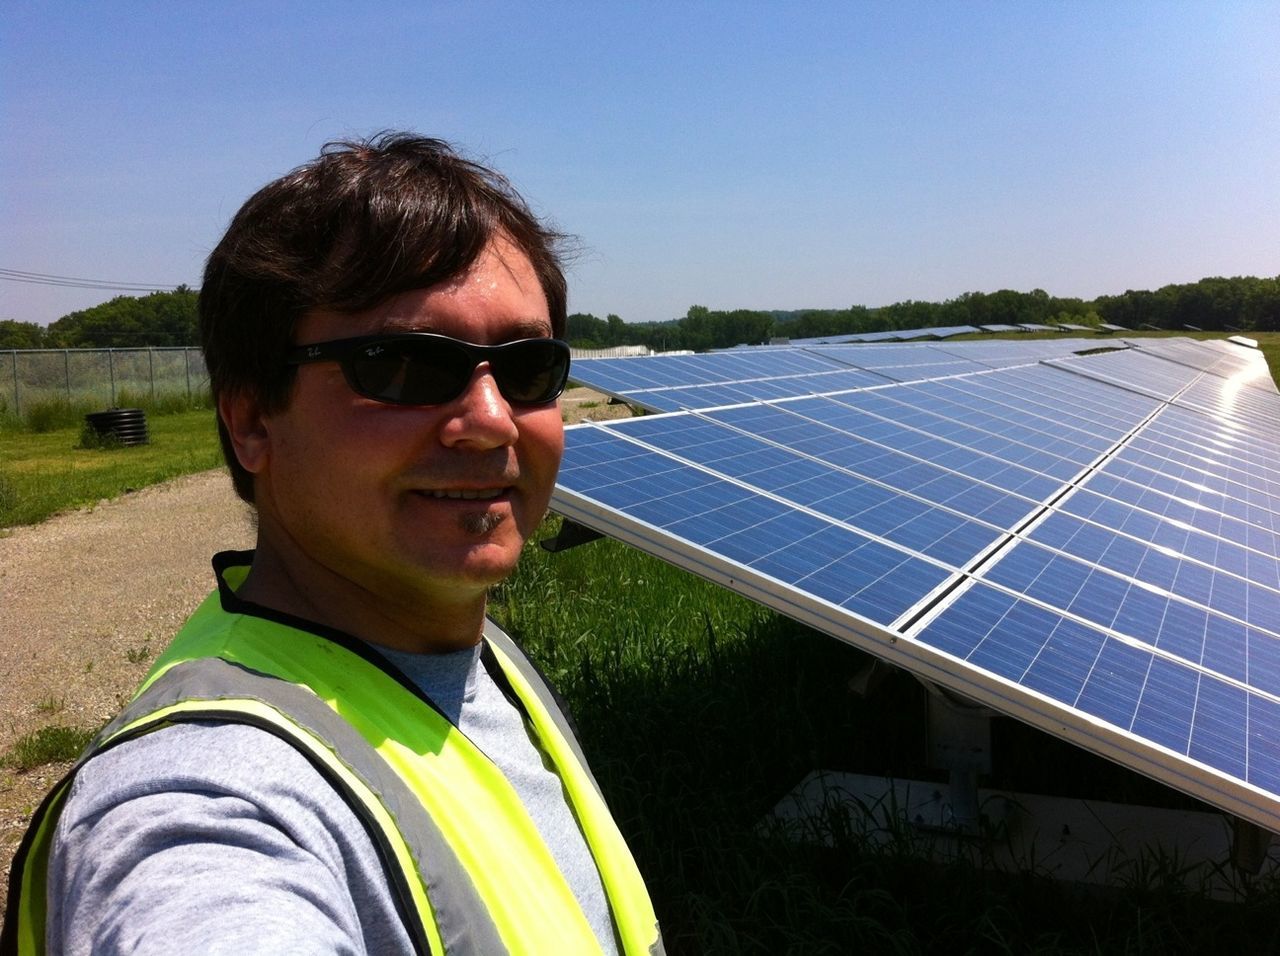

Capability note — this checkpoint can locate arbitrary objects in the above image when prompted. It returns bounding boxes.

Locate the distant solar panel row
[557,336,1280,832]
[572,337,1132,413]
[788,324,981,345]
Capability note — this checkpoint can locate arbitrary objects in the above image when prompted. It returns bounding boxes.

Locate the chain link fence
[0,347,209,417]
[0,343,667,420]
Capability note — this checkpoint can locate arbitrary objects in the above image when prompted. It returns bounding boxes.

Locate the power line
[0,268,186,293]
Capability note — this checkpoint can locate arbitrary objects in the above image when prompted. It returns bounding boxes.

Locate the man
[3,134,662,955]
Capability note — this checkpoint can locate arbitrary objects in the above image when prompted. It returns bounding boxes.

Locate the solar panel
[789,325,984,346]
[893,328,941,341]
[571,337,1134,411]
[558,337,1280,833]
[788,332,872,345]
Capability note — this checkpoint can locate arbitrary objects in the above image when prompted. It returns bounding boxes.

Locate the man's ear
[218,391,273,476]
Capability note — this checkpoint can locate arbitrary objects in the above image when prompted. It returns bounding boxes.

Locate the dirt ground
[0,388,631,905]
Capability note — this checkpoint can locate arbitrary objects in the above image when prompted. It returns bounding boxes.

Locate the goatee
[460,511,507,536]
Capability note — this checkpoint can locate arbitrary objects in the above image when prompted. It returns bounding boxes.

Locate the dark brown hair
[199,132,569,502]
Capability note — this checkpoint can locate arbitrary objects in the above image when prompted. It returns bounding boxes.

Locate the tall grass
[0,387,214,436]
[490,520,1280,954]
[0,407,224,527]
[0,726,96,772]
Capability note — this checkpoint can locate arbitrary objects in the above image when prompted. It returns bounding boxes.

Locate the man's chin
[459,511,508,536]
[416,544,522,592]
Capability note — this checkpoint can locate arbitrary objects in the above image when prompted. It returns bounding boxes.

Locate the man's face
[249,235,563,614]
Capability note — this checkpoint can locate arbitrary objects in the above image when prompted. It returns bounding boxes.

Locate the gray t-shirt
[47,640,619,955]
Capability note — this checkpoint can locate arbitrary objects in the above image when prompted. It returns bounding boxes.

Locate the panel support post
[540,518,605,553]
[1231,816,1274,875]
[924,683,994,832]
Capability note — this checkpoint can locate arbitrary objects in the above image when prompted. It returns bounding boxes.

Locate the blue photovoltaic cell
[812,344,965,367]
[1247,697,1280,794]
[1101,451,1280,536]
[1126,429,1280,500]
[823,388,1105,479]
[1029,505,1280,605]
[979,538,1280,690]
[1180,377,1280,424]
[1190,678,1247,780]
[725,402,1052,515]
[1120,444,1280,517]
[1069,474,1280,559]
[615,369,895,412]
[968,363,1158,428]
[753,398,1068,504]
[571,348,852,395]
[556,427,952,626]
[558,337,1280,829]
[606,411,1002,567]
[1073,637,1153,729]
[1047,350,1205,402]
[1130,656,1199,753]
[911,375,1144,451]
[920,585,1280,794]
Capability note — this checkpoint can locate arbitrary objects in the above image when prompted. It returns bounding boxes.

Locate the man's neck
[235,537,488,654]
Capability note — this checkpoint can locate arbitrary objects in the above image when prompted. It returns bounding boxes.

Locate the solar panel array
[554,336,1280,832]
[789,325,980,345]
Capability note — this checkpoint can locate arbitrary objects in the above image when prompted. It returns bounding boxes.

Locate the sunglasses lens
[349,339,470,405]
[494,340,570,405]
[345,337,568,406]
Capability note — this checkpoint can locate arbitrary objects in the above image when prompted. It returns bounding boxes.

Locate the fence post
[9,351,18,417]
[148,347,155,400]
[64,350,71,401]
[108,350,116,406]
[184,347,192,398]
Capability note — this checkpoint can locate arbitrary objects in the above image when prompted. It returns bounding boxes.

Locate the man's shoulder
[48,722,415,954]
[61,720,346,827]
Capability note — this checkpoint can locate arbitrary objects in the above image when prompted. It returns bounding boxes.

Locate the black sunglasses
[284,333,571,407]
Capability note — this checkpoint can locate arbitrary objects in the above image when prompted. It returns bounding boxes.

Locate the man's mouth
[423,488,505,501]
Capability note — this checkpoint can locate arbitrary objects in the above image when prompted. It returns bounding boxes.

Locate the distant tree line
[3,276,1278,352]
[0,287,197,350]
[568,276,1280,352]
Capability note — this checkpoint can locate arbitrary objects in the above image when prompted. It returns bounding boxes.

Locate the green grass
[34,694,66,715]
[125,640,153,664]
[0,386,213,434]
[490,522,1280,955]
[0,725,96,772]
[1250,332,1280,382]
[0,408,224,528]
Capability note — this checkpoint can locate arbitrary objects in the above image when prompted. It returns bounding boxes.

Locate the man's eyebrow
[380,318,554,338]
[508,318,555,338]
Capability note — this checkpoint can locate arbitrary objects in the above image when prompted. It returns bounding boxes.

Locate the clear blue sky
[2,1,1277,327]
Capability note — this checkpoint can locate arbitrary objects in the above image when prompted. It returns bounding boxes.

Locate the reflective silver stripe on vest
[485,624,667,956]
[483,621,606,804]
[102,657,507,956]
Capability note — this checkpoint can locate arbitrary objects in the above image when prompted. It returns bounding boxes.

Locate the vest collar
[208,549,525,721]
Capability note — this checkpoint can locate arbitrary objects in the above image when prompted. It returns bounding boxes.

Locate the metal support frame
[540,518,605,554]
[774,669,1280,891]
[921,681,995,832]
[1232,816,1274,875]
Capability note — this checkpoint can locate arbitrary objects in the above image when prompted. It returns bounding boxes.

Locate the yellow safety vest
[3,552,662,955]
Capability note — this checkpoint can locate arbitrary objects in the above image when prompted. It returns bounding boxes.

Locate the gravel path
[0,469,256,901]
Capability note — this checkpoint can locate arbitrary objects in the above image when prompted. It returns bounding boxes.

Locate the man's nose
[439,363,520,448]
